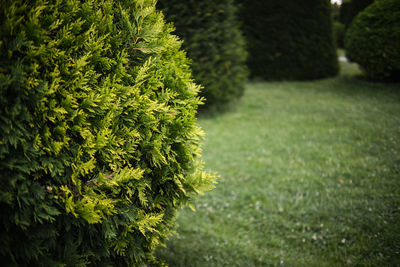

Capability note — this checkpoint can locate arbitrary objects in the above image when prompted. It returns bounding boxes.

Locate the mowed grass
[156,61,400,266]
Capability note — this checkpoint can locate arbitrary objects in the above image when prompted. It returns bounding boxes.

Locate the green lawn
[156,61,400,266]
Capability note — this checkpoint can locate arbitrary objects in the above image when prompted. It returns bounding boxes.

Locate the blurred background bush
[237,0,338,80]
[345,0,400,81]
[158,0,248,113]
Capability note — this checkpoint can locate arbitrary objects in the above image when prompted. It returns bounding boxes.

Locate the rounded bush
[239,0,339,80]
[157,0,248,112]
[345,0,400,81]
[0,0,215,265]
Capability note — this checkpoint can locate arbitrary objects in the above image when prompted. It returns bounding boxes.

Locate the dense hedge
[0,0,215,265]
[158,0,248,112]
[239,0,339,80]
[339,0,374,28]
[345,0,400,81]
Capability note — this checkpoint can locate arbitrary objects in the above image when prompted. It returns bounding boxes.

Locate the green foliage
[339,0,374,28]
[0,0,215,265]
[238,0,339,80]
[333,21,346,48]
[157,0,248,112]
[345,0,400,81]
[331,2,341,21]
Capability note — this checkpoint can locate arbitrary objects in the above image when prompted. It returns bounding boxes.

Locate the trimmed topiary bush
[157,0,248,112]
[0,0,215,265]
[339,0,374,29]
[345,0,400,81]
[239,0,339,80]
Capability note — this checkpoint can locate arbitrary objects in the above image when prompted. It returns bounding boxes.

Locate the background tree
[158,0,248,113]
[238,0,338,80]
[333,21,346,48]
[332,2,345,48]
[339,0,374,29]
[331,2,341,21]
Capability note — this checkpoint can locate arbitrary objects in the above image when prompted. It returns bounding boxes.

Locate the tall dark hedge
[339,0,374,29]
[0,0,215,265]
[157,0,248,112]
[239,0,339,80]
[345,0,400,81]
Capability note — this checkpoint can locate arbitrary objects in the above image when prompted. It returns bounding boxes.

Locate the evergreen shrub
[157,0,248,112]
[239,0,339,80]
[0,0,215,265]
[339,0,374,29]
[345,0,400,81]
